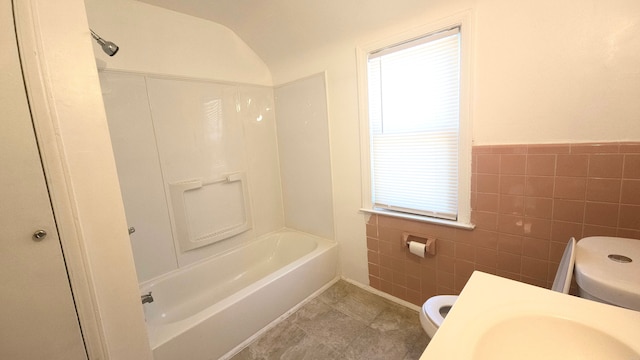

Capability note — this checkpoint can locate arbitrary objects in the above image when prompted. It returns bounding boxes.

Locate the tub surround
[102,70,336,283]
[274,73,335,240]
[366,142,640,306]
[101,71,284,281]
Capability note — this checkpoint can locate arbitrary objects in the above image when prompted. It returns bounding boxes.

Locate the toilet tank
[574,236,640,311]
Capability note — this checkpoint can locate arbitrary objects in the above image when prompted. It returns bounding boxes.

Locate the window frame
[356,11,475,229]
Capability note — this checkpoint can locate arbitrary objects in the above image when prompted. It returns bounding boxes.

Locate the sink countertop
[420,271,640,360]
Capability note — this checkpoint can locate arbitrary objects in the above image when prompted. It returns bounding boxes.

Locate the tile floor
[230,280,430,360]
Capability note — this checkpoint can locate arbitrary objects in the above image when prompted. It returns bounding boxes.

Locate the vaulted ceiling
[135,0,451,70]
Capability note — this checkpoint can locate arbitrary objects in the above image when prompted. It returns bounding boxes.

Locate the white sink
[475,316,636,359]
[421,272,640,359]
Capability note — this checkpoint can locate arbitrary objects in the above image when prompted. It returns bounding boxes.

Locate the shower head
[90,29,119,56]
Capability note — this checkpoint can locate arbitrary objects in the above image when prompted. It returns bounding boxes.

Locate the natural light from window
[367,28,461,221]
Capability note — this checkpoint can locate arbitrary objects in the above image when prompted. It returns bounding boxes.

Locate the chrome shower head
[90,29,119,56]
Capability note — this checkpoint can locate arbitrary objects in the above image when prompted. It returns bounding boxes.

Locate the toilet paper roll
[408,241,426,258]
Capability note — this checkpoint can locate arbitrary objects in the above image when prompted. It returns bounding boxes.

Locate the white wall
[473,0,640,145]
[84,0,272,86]
[268,0,640,284]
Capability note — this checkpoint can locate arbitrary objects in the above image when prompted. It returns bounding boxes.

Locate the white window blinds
[367,27,460,220]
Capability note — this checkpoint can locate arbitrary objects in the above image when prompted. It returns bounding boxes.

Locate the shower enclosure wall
[101,71,286,281]
[101,70,336,280]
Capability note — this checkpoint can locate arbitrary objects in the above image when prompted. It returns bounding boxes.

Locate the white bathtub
[140,229,338,360]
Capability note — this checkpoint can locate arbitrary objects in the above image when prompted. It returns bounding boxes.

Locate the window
[358,14,472,228]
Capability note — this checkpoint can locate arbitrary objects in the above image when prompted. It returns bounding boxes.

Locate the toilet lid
[423,295,458,327]
[575,236,640,310]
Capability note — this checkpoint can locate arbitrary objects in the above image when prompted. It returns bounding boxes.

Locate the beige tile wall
[366,142,640,306]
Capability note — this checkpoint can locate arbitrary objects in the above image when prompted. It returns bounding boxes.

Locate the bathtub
[140,229,338,360]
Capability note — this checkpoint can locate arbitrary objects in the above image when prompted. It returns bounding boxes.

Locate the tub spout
[141,292,154,304]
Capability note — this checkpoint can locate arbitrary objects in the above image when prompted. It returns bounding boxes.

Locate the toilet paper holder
[402,232,437,255]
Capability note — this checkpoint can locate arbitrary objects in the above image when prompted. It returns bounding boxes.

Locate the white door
[0,2,87,359]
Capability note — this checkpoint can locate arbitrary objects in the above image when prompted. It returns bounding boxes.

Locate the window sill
[360,208,475,230]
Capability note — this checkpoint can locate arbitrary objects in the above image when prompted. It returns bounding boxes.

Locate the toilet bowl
[419,295,457,339]
[419,237,576,338]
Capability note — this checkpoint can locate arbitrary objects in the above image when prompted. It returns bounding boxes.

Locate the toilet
[574,236,640,311]
[419,295,458,339]
[419,237,576,338]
